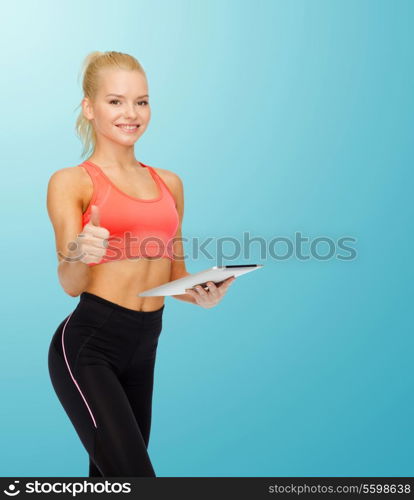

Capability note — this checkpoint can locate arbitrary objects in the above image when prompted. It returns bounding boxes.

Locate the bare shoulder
[151,166,183,193]
[151,165,184,216]
[48,165,88,187]
[47,165,93,214]
[48,165,92,197]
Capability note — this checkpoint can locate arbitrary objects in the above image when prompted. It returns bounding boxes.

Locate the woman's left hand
[185,276,236,309]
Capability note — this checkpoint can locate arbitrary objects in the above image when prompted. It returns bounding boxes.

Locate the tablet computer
[137,264,264,297]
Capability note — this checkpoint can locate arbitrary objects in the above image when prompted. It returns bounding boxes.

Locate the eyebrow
[106,93,149,98]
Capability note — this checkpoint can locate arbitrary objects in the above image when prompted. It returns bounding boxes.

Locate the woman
[47,51,235,477]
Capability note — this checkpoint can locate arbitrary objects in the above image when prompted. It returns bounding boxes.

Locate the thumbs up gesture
[76,205,110,264]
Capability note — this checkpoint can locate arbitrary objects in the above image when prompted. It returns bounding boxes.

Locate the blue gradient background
[1,0,412,477]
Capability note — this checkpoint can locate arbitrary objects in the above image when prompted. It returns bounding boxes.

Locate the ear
[82,97,94,120]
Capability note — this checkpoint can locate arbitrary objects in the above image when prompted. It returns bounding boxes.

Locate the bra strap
[147,166,177,203]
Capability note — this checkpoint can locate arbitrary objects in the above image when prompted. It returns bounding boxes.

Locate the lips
[115,124,141,134]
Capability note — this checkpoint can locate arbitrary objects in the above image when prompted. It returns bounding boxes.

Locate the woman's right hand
[76,205,110,264]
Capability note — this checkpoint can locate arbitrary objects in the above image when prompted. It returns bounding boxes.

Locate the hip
[49,291,165,376]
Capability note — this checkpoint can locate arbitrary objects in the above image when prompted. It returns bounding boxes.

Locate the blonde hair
[74,51,146,159]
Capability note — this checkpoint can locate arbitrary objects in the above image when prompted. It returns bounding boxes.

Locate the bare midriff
[84,257,170,312]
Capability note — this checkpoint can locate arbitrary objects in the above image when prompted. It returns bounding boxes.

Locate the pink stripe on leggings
[61,311,98,428]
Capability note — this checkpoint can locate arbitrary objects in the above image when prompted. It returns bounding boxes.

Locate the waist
[85,255,171,309]
[80,291,165,317]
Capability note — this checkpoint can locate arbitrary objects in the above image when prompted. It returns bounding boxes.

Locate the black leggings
[48,291,164,477]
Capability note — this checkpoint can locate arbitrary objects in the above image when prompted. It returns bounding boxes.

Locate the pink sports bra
[79,160,179,266]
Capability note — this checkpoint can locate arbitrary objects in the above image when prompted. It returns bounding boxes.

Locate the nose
[123,103,139,120]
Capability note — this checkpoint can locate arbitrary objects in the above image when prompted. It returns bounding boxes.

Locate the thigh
[76,363,156,477]
[48,340,97,457]
[48,303,115,442]
[119,316,163,449]
[121,354,157,448]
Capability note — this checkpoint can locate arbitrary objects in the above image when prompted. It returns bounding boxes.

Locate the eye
[109,99,149,106]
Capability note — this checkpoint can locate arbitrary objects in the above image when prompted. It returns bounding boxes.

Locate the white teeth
[117,125,138,130]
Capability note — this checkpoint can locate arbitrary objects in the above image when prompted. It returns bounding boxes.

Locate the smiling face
[82,68,151,147]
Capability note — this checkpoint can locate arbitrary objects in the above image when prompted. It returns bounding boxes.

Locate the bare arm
[46,168,91,297]
[170,223,195,304]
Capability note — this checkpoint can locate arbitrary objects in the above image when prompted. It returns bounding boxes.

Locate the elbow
[60,284,81,297]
